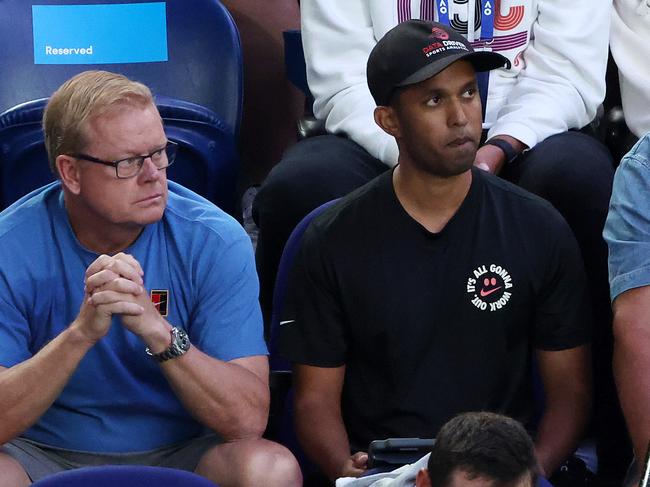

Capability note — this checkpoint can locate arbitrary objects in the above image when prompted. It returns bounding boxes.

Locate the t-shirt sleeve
[190,229,267,362]
[532,213,592,351]
[0,288,32,368]
[279,226,348,367]
[604,139,650,301]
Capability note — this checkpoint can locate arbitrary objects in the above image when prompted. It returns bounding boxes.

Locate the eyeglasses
[70,140,178,179]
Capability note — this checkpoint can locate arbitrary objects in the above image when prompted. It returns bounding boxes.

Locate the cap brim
[397,51,511,88]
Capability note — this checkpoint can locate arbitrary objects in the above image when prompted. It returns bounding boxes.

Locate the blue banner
[436,0,450,25]
[33,3,168,65]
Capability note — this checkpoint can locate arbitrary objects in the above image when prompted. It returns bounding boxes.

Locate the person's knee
[241,441,302,487]
[254,135,384,227]
[197,439,302,487]
[255,136,343,218]
[0,452,30,487]
[515,132,614,208]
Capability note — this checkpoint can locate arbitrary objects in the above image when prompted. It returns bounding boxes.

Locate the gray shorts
[1,435,222,482]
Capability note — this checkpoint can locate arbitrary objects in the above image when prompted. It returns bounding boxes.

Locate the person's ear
[415,468,432,487]
[374,105,402,138]
[56,154,82,195]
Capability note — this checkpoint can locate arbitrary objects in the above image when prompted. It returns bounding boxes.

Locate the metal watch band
[145,326,190,363]
[484,138,519,164]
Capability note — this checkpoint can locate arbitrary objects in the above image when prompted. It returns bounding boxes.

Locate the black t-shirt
[280,168,591,451]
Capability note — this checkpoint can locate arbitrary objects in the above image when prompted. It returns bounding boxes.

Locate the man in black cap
[280,20,592,483]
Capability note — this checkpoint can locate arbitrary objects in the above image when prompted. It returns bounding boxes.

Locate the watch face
[175,328,191,352]
[147,327,191,362]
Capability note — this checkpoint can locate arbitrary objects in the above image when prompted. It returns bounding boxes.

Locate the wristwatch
[484,138,519,164]
[146,327,191,362]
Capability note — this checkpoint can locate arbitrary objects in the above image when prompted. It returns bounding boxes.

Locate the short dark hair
[427,412,537,486]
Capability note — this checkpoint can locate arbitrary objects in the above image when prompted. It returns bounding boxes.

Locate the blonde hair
[43,70,155,175]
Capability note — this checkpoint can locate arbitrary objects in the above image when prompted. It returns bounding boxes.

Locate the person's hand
[85,253,167,340]
[474,143,506,174]
[339,451,368,478]
[475,135,528,174]
[72,253,145,344]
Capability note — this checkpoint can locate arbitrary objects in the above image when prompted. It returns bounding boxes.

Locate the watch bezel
[146,326,191,362]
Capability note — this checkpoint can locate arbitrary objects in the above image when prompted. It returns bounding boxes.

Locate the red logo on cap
[430,27,449,40]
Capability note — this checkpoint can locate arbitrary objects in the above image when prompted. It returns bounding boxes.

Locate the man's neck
[392,164,473,234]
[64,194,144,255]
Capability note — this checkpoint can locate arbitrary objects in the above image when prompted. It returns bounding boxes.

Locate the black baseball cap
[367,20,511,106]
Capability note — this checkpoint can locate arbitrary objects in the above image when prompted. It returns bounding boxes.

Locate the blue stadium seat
[0,0,242,213]
[268,198,341,371]
[266,198,340,478]
[31,465,218,486]
[0,96,239,212]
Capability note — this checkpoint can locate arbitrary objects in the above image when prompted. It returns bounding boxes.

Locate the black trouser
[253,130,628,480]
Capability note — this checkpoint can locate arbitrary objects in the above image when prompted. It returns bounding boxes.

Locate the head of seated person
[367,20,510,179]
[416,412,537,487]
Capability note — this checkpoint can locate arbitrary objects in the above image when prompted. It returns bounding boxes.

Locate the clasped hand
[74,253,163,343]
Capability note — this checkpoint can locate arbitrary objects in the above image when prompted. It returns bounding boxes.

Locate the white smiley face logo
[466,264,514,312]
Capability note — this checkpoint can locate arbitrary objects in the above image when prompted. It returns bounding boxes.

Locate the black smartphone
[367,437,435,469]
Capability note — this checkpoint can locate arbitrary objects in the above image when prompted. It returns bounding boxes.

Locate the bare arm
[534,345,592,476]
[0,255,145,444]
[293,364,366,480]
[474,135,529,175]
[0,326,94,444]
[87,254,269,441]
[160,351,269,440]
[613,287,650,477]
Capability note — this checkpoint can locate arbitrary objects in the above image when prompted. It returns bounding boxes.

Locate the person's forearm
[534,389,590,476]
[160,349,269,440]
[295,401,352,480]
[614,324,650,469]
[0,323,95,444]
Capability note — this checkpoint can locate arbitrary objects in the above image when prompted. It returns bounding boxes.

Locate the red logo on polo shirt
[466,264,514,312]
[150,289,169,317]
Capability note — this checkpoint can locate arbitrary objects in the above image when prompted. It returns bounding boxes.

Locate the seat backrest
[0,0,242,138]
[31,465,218,486]
[268,198,340,371]
[0,96,239,212]
[265,199,340,476]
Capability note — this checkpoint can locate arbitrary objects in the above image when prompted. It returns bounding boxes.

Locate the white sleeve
[487,0,611,148]
[301,0,399,166]
[610,0,650,138]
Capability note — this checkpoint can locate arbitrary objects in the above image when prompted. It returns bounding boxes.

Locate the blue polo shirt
[0,181,266,452]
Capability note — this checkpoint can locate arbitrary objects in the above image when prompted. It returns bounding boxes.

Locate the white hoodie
[611,0,650,138]
[302,0,611,166]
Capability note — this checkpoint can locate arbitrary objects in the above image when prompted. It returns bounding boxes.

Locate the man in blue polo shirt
[0,70,301,487]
